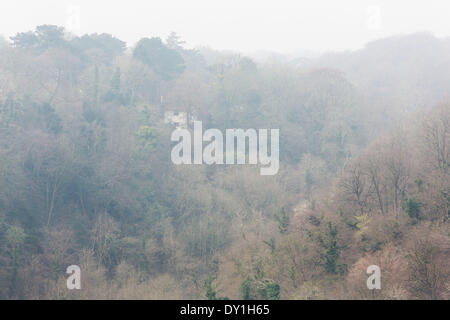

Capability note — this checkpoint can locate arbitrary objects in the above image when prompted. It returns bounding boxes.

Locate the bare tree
[339,161,371,214]
[422,103,449,175]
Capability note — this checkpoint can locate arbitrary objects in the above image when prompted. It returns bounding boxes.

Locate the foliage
[240,277,280,300]
[275,207,290,234]
[0,26,448,300]
[133,37,185,79]
[318,222,344,274]
[403,198,422,219]
[205,276,229,300]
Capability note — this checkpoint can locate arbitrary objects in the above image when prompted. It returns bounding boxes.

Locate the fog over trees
[0,25,448,299]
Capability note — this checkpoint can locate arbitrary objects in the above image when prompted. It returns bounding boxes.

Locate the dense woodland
[0,26,448,299]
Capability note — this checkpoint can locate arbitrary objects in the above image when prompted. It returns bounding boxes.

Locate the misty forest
[0,25,448,300]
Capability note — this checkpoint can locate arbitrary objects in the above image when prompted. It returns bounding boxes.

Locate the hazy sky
[1,0,449,53]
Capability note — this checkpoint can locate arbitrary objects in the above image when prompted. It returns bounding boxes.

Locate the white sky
[0,0,449,53]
